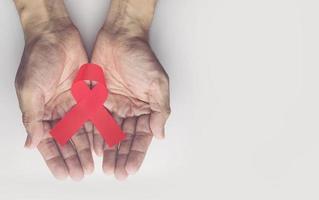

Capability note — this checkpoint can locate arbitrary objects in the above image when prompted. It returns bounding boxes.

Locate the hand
[15,19,94,181]
[91,28,170,180]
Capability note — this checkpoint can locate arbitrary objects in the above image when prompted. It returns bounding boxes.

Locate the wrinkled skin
[91,29,170,180]
[15,22,94,181]
[15,20,170,181]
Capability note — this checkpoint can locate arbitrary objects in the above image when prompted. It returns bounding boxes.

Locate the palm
[91,30,170,180]
[16,25,93,180]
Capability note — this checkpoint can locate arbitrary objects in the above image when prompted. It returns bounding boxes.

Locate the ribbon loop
[50,63,125,147]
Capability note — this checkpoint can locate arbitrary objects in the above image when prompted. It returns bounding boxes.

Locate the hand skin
[14,0,94,181]
[92,0,170,180]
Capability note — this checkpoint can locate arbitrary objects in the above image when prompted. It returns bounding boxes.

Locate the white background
[1,0,319,199]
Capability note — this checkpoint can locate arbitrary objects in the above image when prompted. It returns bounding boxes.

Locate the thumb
[16,87,45,149]
[149,74,171,139]
[150,111,170,139]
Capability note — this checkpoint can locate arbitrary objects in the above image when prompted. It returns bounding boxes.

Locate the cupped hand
[15,19,93,180]
[91,29,170,180]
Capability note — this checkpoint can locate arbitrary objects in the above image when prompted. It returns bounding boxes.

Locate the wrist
[14,0,72,42]
[103,0,157,40]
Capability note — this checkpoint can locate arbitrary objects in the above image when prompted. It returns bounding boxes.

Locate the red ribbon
[50,63,125,147]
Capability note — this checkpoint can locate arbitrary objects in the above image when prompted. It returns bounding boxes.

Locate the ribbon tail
[91,106,126,147]
[50,105,88,145]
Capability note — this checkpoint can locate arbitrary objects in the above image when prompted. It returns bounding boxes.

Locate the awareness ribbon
[50,63,125,147]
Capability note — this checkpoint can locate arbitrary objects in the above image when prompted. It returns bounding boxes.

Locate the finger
[49,118,84,181]
[57,141,84,181]
[48,95,85,181]
[150,111,170,139]
[71,126,94,175]
[93,127,104,156]
[37,123,68,180]
[149,75,171,139]
[17,88,45,148]
[126,115,153,175]
[49,92,92,178]
[102,144,117,175]
[102,114,123,175]
[114,117,137,181]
